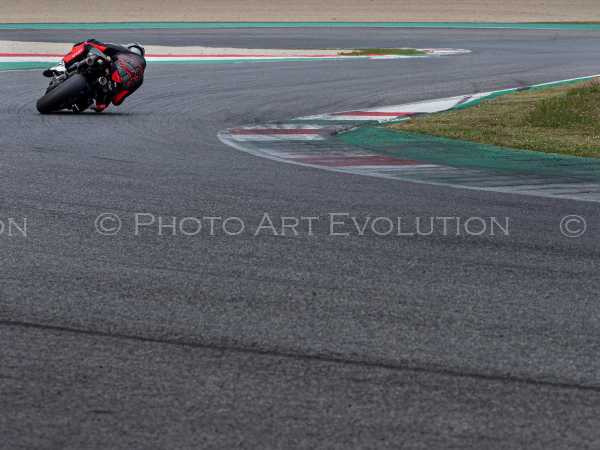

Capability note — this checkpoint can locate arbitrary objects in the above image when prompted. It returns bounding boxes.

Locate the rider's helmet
[126,43,145,57]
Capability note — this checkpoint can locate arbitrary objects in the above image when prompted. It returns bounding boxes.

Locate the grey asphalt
[2,28,600,449]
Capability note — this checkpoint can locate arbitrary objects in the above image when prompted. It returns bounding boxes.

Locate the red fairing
[112,90,129,105]
[85,41,108,53]
[63,43,85,63]
[63,41,108,64]
[111,70,122,83]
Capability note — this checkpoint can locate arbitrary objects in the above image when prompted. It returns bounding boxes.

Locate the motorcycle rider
[44,39,146,112]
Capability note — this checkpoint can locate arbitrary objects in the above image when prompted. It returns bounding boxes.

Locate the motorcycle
[36,54,115,114]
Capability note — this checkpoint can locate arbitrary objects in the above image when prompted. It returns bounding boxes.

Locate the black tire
[36,73,90,114]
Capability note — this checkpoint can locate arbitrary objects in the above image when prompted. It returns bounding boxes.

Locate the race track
[3,27,600,448]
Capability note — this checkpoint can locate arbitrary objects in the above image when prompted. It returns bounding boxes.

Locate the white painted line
[0,48,472,67]
[233,124,327,130]
[346,164,441,171]
[0,56,60,63]
[297,94,496,122]
[227,134,325,142]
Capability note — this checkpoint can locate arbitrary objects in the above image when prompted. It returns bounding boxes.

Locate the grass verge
[339,48,426,56]
[390,80,600,157]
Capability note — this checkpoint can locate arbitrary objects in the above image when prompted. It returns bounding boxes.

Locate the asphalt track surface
[2,28,600,449]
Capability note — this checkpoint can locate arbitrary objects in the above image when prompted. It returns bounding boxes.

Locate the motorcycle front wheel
[36,73,91,114]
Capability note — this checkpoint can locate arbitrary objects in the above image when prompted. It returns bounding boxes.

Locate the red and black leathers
[63,39,146,111]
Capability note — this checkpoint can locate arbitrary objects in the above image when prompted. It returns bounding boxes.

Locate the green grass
[339,48,426,56]
[391,80,600,157]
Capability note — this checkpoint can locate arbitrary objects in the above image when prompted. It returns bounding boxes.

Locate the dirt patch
[3,0,600,23]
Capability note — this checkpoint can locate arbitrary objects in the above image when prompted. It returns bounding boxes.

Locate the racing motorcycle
[36,54,115,114]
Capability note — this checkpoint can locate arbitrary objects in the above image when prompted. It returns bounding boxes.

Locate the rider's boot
[94,102,108,113]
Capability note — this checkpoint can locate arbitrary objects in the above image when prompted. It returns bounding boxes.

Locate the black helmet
[126,43,145,57]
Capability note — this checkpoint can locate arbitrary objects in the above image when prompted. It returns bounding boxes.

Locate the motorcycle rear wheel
[36,74,90,114]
